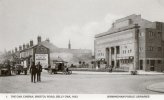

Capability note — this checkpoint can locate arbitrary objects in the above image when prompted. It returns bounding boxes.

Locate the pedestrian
[36,62,42,82]
[30,62,37,83]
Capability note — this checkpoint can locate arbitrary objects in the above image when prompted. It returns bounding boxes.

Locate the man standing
[36,62,42,82]
[30,62,37,83]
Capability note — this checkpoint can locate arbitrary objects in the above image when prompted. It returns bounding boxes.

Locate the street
[0,71,164,94]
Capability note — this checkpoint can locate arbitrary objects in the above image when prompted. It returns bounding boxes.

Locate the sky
[0,0,164,53]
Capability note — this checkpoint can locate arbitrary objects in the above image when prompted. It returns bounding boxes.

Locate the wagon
[48,57,72,75]
[15,64,28,75]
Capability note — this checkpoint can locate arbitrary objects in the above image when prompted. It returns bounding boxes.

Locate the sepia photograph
[0,0,164,100]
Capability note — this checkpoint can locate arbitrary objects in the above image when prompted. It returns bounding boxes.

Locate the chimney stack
[26,43,30,48]
[15,47,18,52]
[23,44,26,50]
[46,38,50,42]
[37,36,41,44]
[8,51,11,54]
[12,50,14,54]
[30,40,33,47]
[19,45,22,51]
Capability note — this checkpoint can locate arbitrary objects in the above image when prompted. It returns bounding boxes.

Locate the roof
[20,41,58,52]
[40,41,58,52]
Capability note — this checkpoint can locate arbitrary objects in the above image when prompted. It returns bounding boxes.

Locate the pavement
[72,70,164,75]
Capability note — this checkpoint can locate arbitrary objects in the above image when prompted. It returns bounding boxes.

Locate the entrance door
[116,60,120,68]
[111,61,114,68]
[139,60,143,70]
[150,60,155,71]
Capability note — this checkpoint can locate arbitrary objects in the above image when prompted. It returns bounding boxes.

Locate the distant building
[16,36,92,68]
[94,14,164,72]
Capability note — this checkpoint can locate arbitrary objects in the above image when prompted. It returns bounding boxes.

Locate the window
[149,32,154,37]
[158,47,162,51]
[130,49,132,53]
[111,48,114,54]
[147,46,154,51]
[116,46,120,54]
[158,60,161,64]
[157,32,161,38]
[139,32,144,37]
[147,60,149,64]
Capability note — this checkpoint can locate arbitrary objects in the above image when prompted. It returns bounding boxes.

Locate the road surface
[0,71,164,94]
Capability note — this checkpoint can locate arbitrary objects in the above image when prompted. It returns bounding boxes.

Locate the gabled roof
[40,41,58,52]
[20,41,58,52]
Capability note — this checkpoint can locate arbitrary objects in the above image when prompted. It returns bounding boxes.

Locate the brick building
[19,36,50,68]
[94,14,164,72]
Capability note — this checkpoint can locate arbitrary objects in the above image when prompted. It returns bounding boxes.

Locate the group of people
[30,62,42,83]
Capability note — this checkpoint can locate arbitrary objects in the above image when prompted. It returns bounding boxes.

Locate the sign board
[35,54,48,68]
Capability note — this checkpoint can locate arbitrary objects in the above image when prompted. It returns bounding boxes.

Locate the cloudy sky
[0,0,164,53]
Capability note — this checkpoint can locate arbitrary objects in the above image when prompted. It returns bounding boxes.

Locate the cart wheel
[68,70,72,75]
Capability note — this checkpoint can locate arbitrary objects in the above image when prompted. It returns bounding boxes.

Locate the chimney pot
[30,40,33,47]
[37,36,41,44]
[23,44,26,50]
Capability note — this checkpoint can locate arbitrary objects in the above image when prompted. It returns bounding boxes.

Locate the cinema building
[94,14,164,72]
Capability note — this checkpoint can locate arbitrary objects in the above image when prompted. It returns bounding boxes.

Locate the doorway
[150,60,155,71]
[111,61,114,68]
[139,60,143,70]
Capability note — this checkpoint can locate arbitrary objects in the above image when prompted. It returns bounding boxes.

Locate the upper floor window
[139,47,143,52]
[149,32,155,37]
[139,32,144,37]
[157,32,162,38]
[147,46,154,51]
[116,46,120,54]
[158,47,162,51]
[158,60,161,64]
